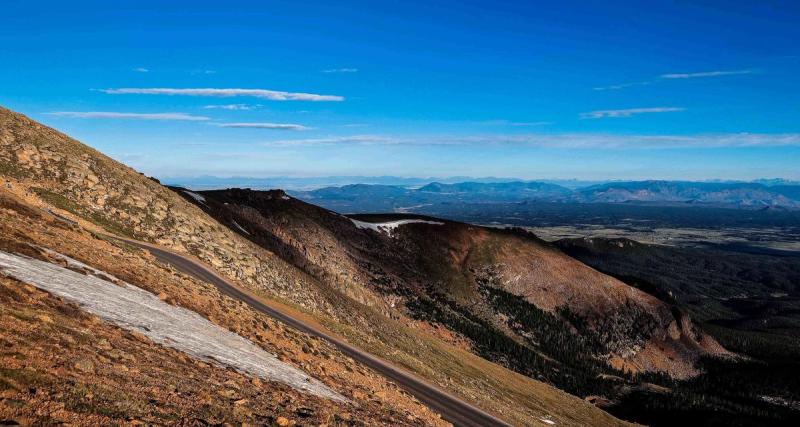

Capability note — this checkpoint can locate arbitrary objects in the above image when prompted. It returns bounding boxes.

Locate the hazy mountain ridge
[291,179,800,211]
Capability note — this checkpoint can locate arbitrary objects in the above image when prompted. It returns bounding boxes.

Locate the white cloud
[660,69,753,79]
[594,69,754,91]
[101,87,344,101]
[322,68,358,73]
[262,132,800,148]
[201,152,270,159]
[47,111,210,121]
[133,67,149,73]
[203,104,260,110]
[449,133,800,148]
[219,122,309,131]
[483,120,552,126]
[593,81,652,91]
[580,107,684,119]
[265,135,393,146]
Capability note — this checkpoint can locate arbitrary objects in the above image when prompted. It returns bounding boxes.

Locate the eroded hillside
[181,188,729,400]
[0,106,632,425]
[0,188,444,426]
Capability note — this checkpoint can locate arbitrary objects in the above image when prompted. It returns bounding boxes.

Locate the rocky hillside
[0,185,444,426]
[0,107,342,317]
[179,188,728,394]
[0,106,631,425]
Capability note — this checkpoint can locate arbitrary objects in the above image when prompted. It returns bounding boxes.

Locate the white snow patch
[182,190,206,204]
[0,250,345,402]
[280,195,291,200]
[349,218,444,236]
[539,417,557,425]
[232,220,250,235]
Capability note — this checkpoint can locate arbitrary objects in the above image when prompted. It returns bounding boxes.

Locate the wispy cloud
[322,68,358,73]
[133,67,149,73]
[219,122,309,131]
[191,69,217,75]
[101,88,344,101]
[201,152,268,160]
[660,69,753,79]
[483,120,552,126]
[47,111,210,121]
[203,104,261,110]
[593,81,652,91]
[261,132,800,148]
[265,135,392,146]
[580,107,684,119]
[594,69,754,91]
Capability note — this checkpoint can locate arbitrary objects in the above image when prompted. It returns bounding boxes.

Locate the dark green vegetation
[557,237,800,426]
[556,238,800,351]
[407,283,616,397]
[407,273,676,404]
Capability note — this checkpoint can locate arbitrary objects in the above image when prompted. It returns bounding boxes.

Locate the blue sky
[1,0,798,180]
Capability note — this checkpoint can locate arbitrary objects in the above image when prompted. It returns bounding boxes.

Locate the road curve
[116,238,511,427]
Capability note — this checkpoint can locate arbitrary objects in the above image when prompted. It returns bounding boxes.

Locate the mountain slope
[0,188,443,425]
[180,188,728,388]
[555,237,800,351]
[0,106,631,425]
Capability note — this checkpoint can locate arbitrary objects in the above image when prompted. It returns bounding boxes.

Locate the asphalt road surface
[118,238,511,427]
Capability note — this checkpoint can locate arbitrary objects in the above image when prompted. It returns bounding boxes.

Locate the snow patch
[182,190,206,204]
[539,417,557,425]
[349,218,444,236]
[232,220,250,235]
[0,250,345,402]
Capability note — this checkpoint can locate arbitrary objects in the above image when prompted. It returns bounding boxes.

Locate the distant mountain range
[574,181,800,208]
[290,180,800,211]
[161,175,572,191]
[164,175,800,192]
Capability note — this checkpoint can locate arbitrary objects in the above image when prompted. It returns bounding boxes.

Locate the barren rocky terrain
[0,106,633,425]
[187,189,726,381]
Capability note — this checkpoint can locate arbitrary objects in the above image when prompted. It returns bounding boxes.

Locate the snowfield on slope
[350,218,444,236]
[182,190,206,204]
[232,220,250,235]
[0,250,346,402]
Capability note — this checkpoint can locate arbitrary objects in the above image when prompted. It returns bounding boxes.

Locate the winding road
[116,238,511,427]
